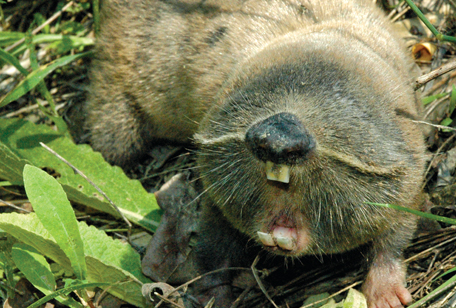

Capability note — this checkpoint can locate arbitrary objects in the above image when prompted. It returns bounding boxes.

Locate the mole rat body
[86,1,426,307]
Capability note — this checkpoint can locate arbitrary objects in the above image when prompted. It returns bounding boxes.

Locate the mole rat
[85,0,426,307]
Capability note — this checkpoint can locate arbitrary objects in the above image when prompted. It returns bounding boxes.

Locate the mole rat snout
[245,112,316,165]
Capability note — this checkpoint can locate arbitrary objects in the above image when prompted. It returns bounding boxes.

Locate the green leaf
[0,142,30,185]
[367,202,456,225]
[12,243,83,308]
[441,117,454,133]
[0,47,29,75]
[28,282,110,308]
[320,299,338,308]
[33,13,50,34]
[343,289,367,308]
[0,236,16,299]
[23,165,87,281]
[0,212,150,307]
[422,93,448,106]
[0,118,161,232]
[450,85,456,115]
[32,34,93,46]
[12,243,56,293]
[434,267,456,281]
[0,51,91,108]
[58,21,87,36]
[440,118,453,127]
[0,32,25,47]
[47,35,93,54]
[302,293,331,308]
[4,34,94,58]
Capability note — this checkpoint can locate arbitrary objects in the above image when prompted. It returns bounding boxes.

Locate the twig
[412,120,456,132]
[0,198,31,213]
[4,102,65,118]
[94,284,113,307]
[405,234,456,264]
[424,95,450,120]
[230,285,257,308]
[153,292,185,308]
[415,60,456,90]
[155,267,252,308]
[423,70,456,97]
[422,133,456,189]
[251,255,279,308]
[300,281,363,308]
[391,6,410,23]
[39,142,133,237]
[5,1,75,52]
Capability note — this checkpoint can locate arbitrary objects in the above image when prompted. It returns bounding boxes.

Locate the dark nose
[245,112,315,165]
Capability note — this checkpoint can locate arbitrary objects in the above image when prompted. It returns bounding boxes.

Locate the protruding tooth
[275,236,296,251]
[257,231,275,246]
[265,161,290,183]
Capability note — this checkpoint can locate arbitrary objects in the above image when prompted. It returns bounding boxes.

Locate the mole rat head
[195,40,425,257]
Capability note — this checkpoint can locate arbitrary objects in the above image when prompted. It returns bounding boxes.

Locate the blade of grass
[24,32,69,134]
[27,282,111,308]
[0,47,29,75]
[26,32,58,117]
[0,51,91,108]
[408,274,456,308]
[366,202,456,225]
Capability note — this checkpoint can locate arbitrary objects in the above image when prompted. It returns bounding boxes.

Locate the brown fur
[86,1,426,307]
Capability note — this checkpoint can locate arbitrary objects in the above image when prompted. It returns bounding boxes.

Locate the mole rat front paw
[362,261,412,308]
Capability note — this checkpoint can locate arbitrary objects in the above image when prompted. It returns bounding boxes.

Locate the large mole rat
[85,0,426,307]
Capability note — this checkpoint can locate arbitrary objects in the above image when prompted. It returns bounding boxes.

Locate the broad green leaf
[440,117,453,127]
[12,243,83,308]
[28,282,110,308]
[23,165,87,281]
[441,117,454,133]
[0,142,29,185]
[343,289,367,308]
[0,213,150,307]
[302,293,331,308]
[0,51,91,108]
[320,299,338,308]
[12,243,56,291]
[0,118,161,232]
[0,213,71,272]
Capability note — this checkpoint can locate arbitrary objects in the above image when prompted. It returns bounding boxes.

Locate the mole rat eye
[245,112,316,165]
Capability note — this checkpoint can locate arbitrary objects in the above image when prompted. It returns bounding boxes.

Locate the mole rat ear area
[245,112,316,184]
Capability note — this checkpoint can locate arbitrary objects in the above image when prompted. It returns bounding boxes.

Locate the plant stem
[404,0,456,43]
